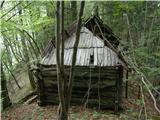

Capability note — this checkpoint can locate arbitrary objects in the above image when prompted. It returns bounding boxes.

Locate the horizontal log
[40,64,119,70]
[46,96,115,104]
[42,73,118,80]
[44,91,116,98]
[44,86,117,95]
[44,83,116,92]
[42,75,118,82]
[41,97,116,109]
[43,79,116,88]
[41,67,118,73]
[41,68,118,75]
[43,80,57,88]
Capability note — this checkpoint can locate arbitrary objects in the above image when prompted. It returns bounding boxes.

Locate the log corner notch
[115,64,123,113]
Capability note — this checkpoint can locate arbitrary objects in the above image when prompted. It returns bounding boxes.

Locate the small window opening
[89,54,94,65]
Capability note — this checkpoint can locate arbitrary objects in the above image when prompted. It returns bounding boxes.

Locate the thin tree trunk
[20,30,38,59]
[23,30,41,55]
[56,1,67,120]
[18,4,36,90]
[66,1,85,112]
[3,61,21,89]
[60,1,67,99]
[1,62,11,110]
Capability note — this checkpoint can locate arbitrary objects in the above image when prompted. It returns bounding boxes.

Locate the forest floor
[2,98,159,120]
[1,81,160,120]
[1,99,159,120]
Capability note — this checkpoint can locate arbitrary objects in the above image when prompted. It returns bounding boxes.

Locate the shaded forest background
[1,0,160,114]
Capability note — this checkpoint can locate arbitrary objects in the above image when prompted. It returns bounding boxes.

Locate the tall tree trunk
[1,62,11,111]
[56,1,84,119]
[60,1,66,99]
[66,0,85,112]
[18,4,36,90]
[56,1,67,120]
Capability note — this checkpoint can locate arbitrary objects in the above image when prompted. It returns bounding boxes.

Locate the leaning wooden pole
[66,1,85,112]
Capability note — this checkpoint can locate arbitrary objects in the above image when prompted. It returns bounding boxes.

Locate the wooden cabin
[34,16,128,111]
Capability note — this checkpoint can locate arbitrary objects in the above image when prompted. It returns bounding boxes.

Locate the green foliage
[1,1,56,76]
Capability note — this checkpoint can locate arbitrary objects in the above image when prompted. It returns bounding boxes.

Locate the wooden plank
[65,49,69,65]
[81,49,86,65]
[50,50,56,65]
[68,49,73,65]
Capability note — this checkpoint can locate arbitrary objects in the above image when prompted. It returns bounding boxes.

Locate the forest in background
[1,1,160,120]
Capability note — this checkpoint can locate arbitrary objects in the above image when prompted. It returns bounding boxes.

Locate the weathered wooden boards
[36,64,123,111]
[41,27,121,67]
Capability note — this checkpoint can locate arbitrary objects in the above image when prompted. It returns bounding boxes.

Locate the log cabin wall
[36,64,123,110]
